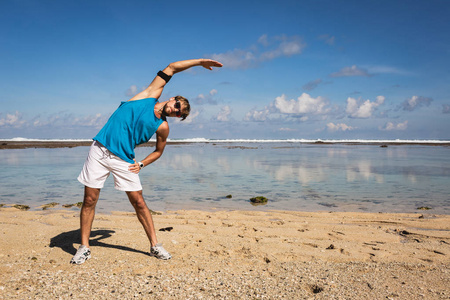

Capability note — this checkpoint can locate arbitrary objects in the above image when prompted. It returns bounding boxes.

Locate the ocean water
[0,142,449,214]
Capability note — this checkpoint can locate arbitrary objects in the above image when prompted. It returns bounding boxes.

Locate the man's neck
[154,101,168,118]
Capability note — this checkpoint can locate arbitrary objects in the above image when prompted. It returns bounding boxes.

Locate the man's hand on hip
[129,160,141,174]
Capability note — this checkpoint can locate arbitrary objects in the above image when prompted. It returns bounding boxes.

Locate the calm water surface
[0,143,449,214]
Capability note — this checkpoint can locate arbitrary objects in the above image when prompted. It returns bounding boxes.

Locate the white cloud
[209,34,305,69]
[0,111,27,128]
[126,85,138,97]
[330,65,372,77]
[380,120,408,131]
[259,35,304,60]
[244,93,330,122]
[194,89,219,105]
[346,96,385,118]
[244,107,271,122]
[367,65,413,76]
[278,127,297,132]
[326,122,355,132]
[400,96,433,111]
[125,85,146,97]
[257,34,269,46]
[214,106,232,122]
[32,112,107,129]
[209,49,256,69]
[178,109,199,124]
[72,113,105,128]
[275,93,330,115]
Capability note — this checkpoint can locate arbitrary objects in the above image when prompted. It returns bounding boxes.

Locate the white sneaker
[150,243,172,260]
[70,245,91,264]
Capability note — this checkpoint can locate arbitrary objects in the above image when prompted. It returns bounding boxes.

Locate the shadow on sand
[49,229,149,257]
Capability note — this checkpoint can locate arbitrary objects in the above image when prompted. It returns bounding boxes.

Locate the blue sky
[1,0,449,140]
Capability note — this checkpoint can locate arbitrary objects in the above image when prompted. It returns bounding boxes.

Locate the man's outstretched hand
[200,59,223,70]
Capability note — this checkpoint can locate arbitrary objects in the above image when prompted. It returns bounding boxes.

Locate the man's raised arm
[163,59,223,75]
[128,59,223,101]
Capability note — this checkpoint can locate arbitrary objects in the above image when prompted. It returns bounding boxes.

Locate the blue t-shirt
[94,98,164,163]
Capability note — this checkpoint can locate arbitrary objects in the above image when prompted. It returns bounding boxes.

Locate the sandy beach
[0,206,449,299]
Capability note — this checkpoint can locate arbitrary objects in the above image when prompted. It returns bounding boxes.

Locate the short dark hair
[175,95,190,121]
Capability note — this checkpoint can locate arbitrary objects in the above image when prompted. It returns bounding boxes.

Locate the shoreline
[1,139,450,149]
[1,207,449,298]
[1,202,443,216]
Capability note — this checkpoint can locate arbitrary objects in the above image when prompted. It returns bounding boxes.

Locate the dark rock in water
[41,202,59,210]
[62,202,84,209]
[225,194,233,198]
[417,206,432,210]
[380,145,388,148]
[14,204,30,211]
[62,202,83,208]
[250,196,268,206]
[318,202,337,208]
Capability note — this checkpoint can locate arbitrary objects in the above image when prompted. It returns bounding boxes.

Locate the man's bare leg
[70,186,100,264]
[126,190,171,259]
[126,190,158,247]
[80,186,100,247]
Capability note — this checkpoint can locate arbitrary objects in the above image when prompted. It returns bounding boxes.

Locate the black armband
[157,70,172,83]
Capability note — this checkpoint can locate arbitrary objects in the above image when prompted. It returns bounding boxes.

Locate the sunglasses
[174,99,182,117]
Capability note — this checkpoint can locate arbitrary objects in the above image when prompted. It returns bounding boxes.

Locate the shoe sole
[70,255,91,265]
[149,253,172,260]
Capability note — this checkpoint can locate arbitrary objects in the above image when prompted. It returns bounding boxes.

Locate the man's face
[164,97,182,118]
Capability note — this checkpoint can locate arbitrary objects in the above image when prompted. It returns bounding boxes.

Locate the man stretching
[71,58,223,264]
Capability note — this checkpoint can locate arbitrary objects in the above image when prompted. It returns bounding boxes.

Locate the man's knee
[127,191,147,209]
[83,187,100,207]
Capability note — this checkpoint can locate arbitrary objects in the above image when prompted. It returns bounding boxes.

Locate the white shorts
[78,141,142,191]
